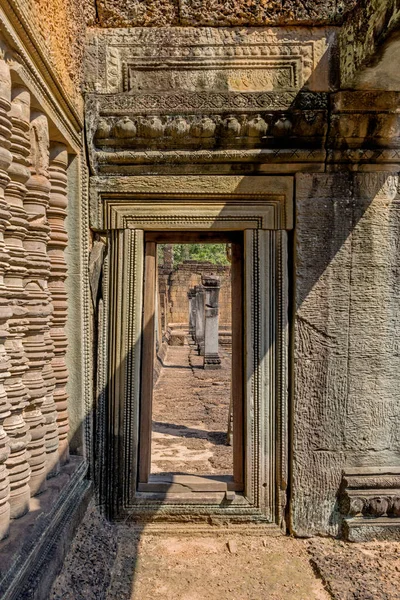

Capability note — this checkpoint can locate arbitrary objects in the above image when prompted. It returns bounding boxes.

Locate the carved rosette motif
[3,86,33,518]
[22,112,54,496]
[0,55,13,540]
[48,144,69,465]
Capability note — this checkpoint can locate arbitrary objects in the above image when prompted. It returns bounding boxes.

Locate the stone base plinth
[343,518,400,542]
[0,457,91,600]
[204,354,221,370]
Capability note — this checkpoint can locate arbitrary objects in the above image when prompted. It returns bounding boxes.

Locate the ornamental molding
[340,467,400,537]
[85,91,328,173]
[90,174,293,231]
[85,27,335,95]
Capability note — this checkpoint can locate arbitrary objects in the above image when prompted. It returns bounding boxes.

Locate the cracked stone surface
[151,343,232,476]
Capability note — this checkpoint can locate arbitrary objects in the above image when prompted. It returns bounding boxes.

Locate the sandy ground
[51,503,400,600]
[50,503,330,600]
[151,343,232,476]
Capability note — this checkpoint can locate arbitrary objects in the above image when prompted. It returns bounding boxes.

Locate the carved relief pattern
[48,144,69,465]
[22,112,53,496]
[0,56,14,540]
[340,470,400,521]
[99,29,325,94]
[93,109,326,153]
[3,86,32,519]
[86,89,328,173]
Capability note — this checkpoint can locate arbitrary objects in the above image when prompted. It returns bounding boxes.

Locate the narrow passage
[151,341,232,476]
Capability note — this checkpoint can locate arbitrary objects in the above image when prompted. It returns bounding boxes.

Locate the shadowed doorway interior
[138,232,244,496]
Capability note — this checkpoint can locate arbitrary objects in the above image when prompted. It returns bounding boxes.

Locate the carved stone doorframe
[93,175,291,527]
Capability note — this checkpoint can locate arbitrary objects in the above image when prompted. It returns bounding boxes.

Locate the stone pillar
[0,54,13,540]
[194,284,205,356]
[48,143,69,466]
[187,287,196,338]
[202,275,221,370]
[22,111,52,496]
[3,86,32,518]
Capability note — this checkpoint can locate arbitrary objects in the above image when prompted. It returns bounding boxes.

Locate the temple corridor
[151,343,232,477]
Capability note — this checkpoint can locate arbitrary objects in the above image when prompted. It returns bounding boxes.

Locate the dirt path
[151,343,232,476]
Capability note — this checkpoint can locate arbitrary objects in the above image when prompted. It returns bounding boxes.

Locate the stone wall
[292,172,400,538]
[162,260,231,327]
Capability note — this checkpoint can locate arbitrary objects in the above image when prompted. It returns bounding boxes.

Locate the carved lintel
[90,174,293,232]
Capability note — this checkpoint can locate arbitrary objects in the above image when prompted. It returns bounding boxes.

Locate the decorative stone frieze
[48,143,69,465]
[328,91,400,170]
[86,27,335,95]
[22,111,53,496]
[90,175,293,231]
[3,86,32,518]
[0,54,13,540]
[340,467,400,541]
[87,90,328,173]
[85,27,334,174]
[85,27,335,94]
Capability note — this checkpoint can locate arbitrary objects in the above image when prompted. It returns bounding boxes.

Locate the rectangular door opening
[138,232,244,498]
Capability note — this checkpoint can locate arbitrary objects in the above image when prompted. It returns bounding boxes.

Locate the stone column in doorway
[202,275,221,370]
[188,287,196,339]
[194,284,205,356]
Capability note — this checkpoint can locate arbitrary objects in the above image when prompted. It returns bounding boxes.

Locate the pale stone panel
[293,171,400,536]
[292,173,353,536]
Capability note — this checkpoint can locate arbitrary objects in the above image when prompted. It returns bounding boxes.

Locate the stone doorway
[137,233,244,497]
[94,175,291,526]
